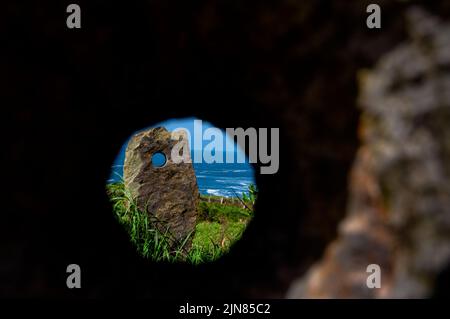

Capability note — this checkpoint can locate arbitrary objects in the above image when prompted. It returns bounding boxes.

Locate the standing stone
[123,127,199,249]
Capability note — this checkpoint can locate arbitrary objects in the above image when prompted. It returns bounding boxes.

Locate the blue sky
[112,117,247,167]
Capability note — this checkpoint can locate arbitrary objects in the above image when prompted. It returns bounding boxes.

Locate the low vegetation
[106,182,256,264]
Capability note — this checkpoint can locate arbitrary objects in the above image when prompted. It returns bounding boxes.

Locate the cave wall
[2,0,450,297]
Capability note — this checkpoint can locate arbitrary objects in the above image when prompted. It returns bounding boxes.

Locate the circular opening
[106,117,257,264]
[152,152,167,168]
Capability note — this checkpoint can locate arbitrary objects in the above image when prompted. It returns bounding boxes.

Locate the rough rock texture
[123,127,199,247]
[287,7,450,298]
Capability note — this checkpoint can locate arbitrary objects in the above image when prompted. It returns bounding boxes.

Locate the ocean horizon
[108,150,255,198]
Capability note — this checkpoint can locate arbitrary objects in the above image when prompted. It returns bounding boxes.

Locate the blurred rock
[287,7,450,298]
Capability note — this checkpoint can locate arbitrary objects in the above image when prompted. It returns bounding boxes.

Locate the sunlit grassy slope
[106,182,255,264]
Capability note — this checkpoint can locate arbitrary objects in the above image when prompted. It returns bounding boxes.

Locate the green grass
[198,201,251,223]
[106,182,254,264]
[107,182,193,262]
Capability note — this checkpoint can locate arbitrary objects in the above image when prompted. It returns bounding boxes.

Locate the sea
[193,160,254,197]
[108,151,255,198]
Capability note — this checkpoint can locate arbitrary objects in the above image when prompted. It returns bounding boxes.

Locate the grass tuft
[107,182,255,264]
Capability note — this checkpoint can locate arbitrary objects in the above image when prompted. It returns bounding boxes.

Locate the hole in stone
[106,117,257,264]
[151,152,167,168]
